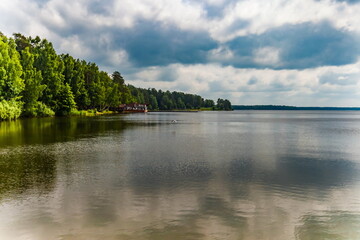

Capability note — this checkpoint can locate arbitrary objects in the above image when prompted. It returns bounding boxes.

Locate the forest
[0,33,232,120]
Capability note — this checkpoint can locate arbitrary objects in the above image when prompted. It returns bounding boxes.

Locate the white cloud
[126,60,360,106]
[208,45,235,61]
[208,0,360,41]
[59,35,91,59]
[108,49,131,68]
[2,0,360,48]
[253,47,281,67]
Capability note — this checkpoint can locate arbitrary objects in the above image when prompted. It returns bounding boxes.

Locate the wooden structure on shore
[114,103,148,113]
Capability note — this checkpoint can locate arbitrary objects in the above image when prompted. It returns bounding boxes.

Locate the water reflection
[1,111,360,240]
[0,115,133,147]
[296,211,360,240]
[0,148,56,200]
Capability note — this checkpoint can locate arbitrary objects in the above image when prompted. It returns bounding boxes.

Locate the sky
[1,0,360,106]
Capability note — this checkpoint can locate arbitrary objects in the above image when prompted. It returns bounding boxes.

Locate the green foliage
[0,99,23,120]
[216,98,232,110]
[204,99,215,108]
[54,83,76,116]
[112,71,124,85]
[33,101,55,117]
[32,38,65,112]
[149,95,158,110]
[20,47,45,116]
[0,35,24,101]
[128,87,218,111]
[61,55,90,109]
[13,33,31,52]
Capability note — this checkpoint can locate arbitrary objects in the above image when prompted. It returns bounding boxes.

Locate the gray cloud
[113,21,218,67]
[332,0,360,3]
[247,77,258,85]
[319,73,359,86]
[87,0,113,15]
[224,21,360,69]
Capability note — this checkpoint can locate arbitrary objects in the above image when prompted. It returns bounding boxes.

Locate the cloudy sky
[1,0,360,106]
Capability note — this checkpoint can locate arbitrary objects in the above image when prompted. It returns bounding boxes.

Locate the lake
[1,111,360,240]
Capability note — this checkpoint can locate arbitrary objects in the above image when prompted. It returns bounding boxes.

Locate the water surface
[1,111,360,240]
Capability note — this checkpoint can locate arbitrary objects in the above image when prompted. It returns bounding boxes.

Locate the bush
[0,100,23,120]
[35,101,55,117]
[21,101,55,117]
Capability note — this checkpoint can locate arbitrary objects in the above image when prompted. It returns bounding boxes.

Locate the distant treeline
[233,105,360,110]
[0,33,231,120]
[127,85,232,111]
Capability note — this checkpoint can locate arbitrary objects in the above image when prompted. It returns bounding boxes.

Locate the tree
[176,97,186,109]
[61,54,91,109]
[0,35,24,100]
[20,47,46,116]
[33,39,66,113]
[0,35,24,120]
[13,33,32,52]
[149,95,158,110]
[216,98,232,110]
[54,83,76,115]
[224,99,232,110]
[204,99,215,108]
[112,71,124,85]
[0,34,25,120]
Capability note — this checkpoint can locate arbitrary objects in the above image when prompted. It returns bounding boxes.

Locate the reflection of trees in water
[0,116,132,147]
[0,116,133,200]
[295,211,360,240]
[0,149,56,200]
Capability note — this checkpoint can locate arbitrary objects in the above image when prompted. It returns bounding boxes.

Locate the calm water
[1,111,360,240]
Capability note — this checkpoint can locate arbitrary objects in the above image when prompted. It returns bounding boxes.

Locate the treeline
[0,33,231,120]
[127,86,230,110]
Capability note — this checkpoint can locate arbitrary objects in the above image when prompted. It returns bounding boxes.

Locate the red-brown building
[118,103,148,113]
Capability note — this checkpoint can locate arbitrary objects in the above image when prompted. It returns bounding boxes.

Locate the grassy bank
[69,109,117,116]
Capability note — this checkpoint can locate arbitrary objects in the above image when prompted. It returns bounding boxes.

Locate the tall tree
[0,35,24,100]
[0,35,24,120]
[61,55,89,109]
[55,83,76,115]
[32,39,70,113]
[112,71,124,85]
[20,47,46,116]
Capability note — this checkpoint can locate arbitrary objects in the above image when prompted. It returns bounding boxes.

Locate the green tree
[20,47,46,116]
[112,71,124,85]
[0,35,24,100]
[54,83,76,115]
[176,97,186,109]
[204,99,215,108]
[33,39,66,113]
[61,55,90,109]
[13,33,32,52]
[0,35,24,120]
[149,95,158,110]
[216,98,232,110]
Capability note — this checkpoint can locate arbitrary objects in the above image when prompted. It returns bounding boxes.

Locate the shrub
[21,101,55,117]
[0,100,23,120]
[35,101,55,117]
